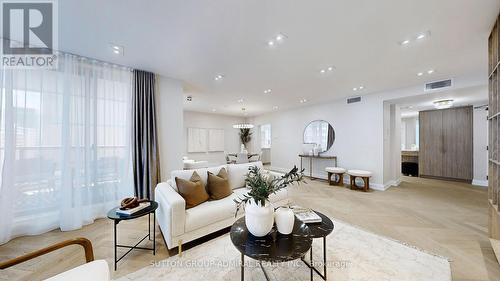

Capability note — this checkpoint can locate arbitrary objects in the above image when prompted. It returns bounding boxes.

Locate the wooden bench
[325,167,346,186]
[347,170,373,192]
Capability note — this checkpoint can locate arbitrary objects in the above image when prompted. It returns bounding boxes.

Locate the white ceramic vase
[245,199,274,237]
[274,207,295,235]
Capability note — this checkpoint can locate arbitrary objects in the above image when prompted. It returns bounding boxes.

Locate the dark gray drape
[132,70,160,200]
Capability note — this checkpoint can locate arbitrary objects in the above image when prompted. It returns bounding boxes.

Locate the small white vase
[274,207,295,235]
[245,199,274,237]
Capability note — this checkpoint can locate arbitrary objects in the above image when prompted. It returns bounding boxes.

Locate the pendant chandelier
[233,107,254,129]
[232,123,254,129]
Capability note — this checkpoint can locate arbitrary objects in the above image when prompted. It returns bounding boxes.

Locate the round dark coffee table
[301,211,334,280]
[107,200,158,270]
[230,216,312,281]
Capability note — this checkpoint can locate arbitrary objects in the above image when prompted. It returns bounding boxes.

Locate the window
[260,124,271,149]
[0,53,134,244]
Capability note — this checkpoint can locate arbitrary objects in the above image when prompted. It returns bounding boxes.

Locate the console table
[298,155,337,180]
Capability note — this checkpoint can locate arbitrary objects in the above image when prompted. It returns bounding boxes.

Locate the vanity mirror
[303,120,335,153]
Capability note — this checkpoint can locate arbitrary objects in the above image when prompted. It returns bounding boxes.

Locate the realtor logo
[1,0,58,68]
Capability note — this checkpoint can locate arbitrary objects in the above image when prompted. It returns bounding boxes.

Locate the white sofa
[155,161,290,249]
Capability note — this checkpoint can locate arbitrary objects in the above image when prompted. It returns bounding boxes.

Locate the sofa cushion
[227,161,263,190]
[207,168,232,200]
[185,193,239,232]
[170,165,226,191]
[175,171,209,209]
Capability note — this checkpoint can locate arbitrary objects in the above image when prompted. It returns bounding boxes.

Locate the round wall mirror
[303,120,335,153]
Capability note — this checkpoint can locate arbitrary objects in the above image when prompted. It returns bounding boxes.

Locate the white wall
[383,103,402,186]
[473,106,488,186]
[249,93,386,188]
[183,111,245,166]
[156,75,184,181]
[401,117,418,150]
[248,75,485,190]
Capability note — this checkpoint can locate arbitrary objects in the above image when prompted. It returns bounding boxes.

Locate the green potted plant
[234,166,304,236]
[239,128,252,151]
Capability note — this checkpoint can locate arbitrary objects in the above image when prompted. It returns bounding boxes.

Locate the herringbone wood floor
[0,176,499,281]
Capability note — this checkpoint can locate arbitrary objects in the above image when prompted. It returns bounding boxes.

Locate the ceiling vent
[347,96,361,104]
[424,79,453,92]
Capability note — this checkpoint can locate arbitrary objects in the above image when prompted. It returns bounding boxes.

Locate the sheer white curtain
[0,53,134,244]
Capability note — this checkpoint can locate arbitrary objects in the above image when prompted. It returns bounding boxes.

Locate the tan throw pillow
[207,168,232,200]
[175,171,209,209]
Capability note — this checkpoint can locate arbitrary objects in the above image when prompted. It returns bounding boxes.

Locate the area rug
[117,219,451,281]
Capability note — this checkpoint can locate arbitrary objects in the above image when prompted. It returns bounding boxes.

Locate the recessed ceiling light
[212,108,217,112]
[267,33,287,48]
[214,74,224,81]
[320,66,334,74]
[417,72,424,76]
[237,98,244,103]
[359,86,364,90]
[273,105,279,110]
[353,87,358,91]
[401,40,410,45]
[264,89,272,94]
[427,69,434,74]
[110,44,124,55]
[400,31,430,46]
[300,99,307,103]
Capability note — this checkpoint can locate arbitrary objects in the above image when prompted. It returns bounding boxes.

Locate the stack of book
[116,202,150,216]
[291,206,322,223]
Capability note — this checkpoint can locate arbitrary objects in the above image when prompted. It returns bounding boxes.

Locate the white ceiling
[58,0,500,117]
[388,85,488,117]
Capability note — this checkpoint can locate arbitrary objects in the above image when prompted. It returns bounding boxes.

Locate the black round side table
[107,200,158,270]
[301,211,334,280]
[230,216,312,281]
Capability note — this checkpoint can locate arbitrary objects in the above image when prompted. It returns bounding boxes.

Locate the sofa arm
[267,170,285,179]
[155,181,186,249]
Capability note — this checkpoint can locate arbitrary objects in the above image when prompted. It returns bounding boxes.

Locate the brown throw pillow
[175,171,209,209]
[207,168,232,200]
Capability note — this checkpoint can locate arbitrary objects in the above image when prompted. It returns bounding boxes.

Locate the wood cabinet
[418,106,473,181]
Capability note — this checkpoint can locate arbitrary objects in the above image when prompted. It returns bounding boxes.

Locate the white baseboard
[270,165,388,191]
[472,179,488,188]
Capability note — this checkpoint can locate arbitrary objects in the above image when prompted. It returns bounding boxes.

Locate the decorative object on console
[175,171,209,208]
[275,206,295,234]
[234,166,304,237]
[207,168,232,200]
